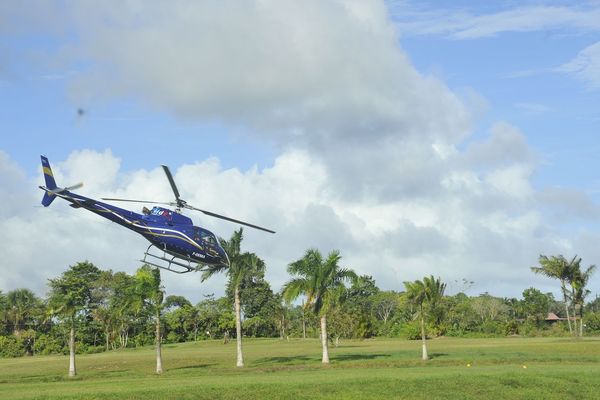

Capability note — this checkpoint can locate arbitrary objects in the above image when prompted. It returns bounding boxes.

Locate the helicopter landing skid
[140,244,203,274]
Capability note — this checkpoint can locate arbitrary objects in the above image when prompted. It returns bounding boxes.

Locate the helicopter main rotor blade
[161,165,181,204]
[185,205,275,234]
[101,197,173,206]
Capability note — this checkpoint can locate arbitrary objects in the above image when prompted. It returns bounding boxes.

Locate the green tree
[48,261,101,377]
[373,291,400,328]
[202,228,264,367]
[196,294,221,339]
[109,272,138,349]
[403,276,446,360]
[282,249,357,364]
[531,255,577,334]
[6,288,39,335]
[569,259,596,337]
[342,275,379,338]
[0,291,7,335]
[134,265,165,374]
[164,295,191,310]
[521,288,552,323]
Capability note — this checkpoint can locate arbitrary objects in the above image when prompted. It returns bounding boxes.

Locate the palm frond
[201,263,229,282]
[281,278,310,303]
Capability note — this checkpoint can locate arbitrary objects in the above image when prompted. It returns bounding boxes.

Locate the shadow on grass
[428,353,449,360]
[333,353,391,361]
[255,355,314,364]
[170,363,216,371]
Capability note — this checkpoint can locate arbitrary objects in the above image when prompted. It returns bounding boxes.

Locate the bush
[584,312,600,333]
[480,320,504,335]
[33,334,64,355]
[518,320,538,336]
[84,345,105,354]
[398,321,424,340]
[0,336,25,358]
[166,331,182,343]
[504,320,519,336]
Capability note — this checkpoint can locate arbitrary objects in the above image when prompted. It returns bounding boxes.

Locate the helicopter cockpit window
[200,231,217,247]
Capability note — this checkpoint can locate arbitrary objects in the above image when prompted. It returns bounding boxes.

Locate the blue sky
[1,1,599,301]
[394,4,600,196]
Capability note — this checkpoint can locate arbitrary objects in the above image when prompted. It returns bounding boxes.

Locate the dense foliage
[0,254,598,358]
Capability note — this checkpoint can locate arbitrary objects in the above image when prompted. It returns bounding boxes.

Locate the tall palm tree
[135,265,165,374]
[403,275,446,361]
[202,228,263,368]
[0,291,7,333]
[282,249,357,364]
[531,255,577,334]
[570,261,596,337]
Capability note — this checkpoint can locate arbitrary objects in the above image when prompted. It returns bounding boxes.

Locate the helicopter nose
[221,248,230,267]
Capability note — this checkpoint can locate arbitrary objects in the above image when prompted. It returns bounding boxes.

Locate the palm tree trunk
[155,309,163,374]
[577,303,584,337]
[234,286,244,367]
[302,300,306,339]
[420,305,428,361]
[561,282,573,334]
[69,318,76,377]
[320,314,329,364]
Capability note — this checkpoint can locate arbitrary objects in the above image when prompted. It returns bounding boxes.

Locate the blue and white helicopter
[39,156,274,273]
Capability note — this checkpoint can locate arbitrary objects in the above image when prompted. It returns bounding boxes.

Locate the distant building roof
[545,312,561,321]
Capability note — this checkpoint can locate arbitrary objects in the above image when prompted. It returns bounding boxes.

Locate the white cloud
[1,1,599,301]
[5,144,594,300]
[514,102,551,115]
[43,0,471,201]
[390,3,600,39]
[558,41,600,89]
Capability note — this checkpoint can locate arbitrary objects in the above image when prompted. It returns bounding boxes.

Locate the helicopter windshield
[194,227,218,247]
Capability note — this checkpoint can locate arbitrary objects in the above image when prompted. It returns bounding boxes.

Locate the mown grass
[1,337,599,399]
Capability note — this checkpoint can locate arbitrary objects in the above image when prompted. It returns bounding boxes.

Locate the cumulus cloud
[42,0,470,201]
[1,1,599,301]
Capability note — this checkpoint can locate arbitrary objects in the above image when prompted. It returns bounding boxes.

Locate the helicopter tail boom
[40,155,58,206]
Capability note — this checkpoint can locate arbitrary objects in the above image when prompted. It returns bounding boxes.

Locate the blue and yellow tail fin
[41,155,57,207]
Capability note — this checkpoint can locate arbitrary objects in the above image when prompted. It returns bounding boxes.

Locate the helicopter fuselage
[41,188,229,268]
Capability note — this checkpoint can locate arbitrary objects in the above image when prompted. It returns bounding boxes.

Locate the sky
[1,0,600,303]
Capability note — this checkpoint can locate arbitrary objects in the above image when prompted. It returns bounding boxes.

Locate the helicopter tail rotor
[39,156,85,207]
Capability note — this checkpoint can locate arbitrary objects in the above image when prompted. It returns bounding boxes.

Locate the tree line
[1,229,598,374]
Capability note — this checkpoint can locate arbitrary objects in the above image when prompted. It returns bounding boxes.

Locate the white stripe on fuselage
[52,190,204,251]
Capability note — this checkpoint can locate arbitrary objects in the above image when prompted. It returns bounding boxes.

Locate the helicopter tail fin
[40,155,58,207]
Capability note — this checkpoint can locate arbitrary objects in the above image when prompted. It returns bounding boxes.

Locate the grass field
[1,337,600,399]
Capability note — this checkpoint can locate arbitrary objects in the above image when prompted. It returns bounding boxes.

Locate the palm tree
[202,228,263,367]
[48,261,101,377]
[403,275,446,361]
[6,288,38,336]
[570,260,596,337]
[531,255,577,334]
[282,249,357,364]
[0,291,7,333]
[134,265,165,374]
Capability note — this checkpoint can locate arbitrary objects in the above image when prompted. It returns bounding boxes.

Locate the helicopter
[39,155,275,274]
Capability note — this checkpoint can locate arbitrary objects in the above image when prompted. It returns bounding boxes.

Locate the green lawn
[1,337,599,399]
